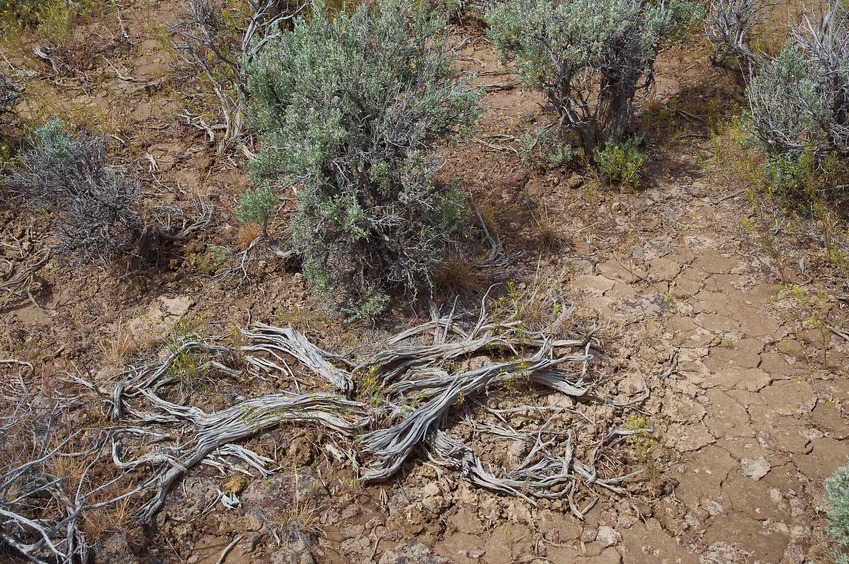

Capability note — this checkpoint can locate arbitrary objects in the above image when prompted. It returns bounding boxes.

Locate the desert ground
[1,1,848,563]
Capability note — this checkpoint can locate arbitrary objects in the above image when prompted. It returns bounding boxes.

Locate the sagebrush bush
[826,458,849,562]
[172,0,306,148]
[6,120,148,263]
[745,1,849,208]
[486,0,700,152]
[703,0,767,70]
[246,0,482,315]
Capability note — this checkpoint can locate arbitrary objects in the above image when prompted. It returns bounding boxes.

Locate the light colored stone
[741,456,771,480]
[596,526,622,548]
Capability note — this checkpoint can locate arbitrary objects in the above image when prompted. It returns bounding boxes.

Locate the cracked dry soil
[2,3,849,563]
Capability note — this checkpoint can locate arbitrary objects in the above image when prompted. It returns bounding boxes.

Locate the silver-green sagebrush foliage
[246,0,482,317]
[826,458,849,563]
[745,1,849,206]
[6,120,146,264]
[236,186,278,238]
[486,0,700,152]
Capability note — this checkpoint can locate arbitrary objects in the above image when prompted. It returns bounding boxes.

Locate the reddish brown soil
[1,2,848,563]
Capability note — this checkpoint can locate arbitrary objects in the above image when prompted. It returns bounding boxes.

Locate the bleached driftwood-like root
[95,331,361,520]
[116,392,368,521]
[360,340,594,481]
[96,295,642,524]
[0,235,49,310]
[242,322,354,394]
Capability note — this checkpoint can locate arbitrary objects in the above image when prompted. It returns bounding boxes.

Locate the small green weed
[519,125,576,169]
[165,317,209,387]
[342,285,390,324]
[355,366,383,407]
[623,414,657,479]
[592,137,646,188]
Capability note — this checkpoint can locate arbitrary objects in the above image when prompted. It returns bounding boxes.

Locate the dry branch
[81,297,641,529]
[0,246,49,310]
[0,367,136,564]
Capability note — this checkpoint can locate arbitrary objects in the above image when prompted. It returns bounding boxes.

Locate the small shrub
[6,120,210,265]
[246,0,482,316]
[6,120,145,264]
[745,1,849,212]
[171,0,305,148]
[235,186,278,237]
[703,0,768,70]
[592,137,646,187]
[0,0,84,43]
[486,0,701,152]
[826,458,849,562]
[519,126,575,169]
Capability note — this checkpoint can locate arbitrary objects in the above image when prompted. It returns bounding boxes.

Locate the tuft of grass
[532,203,562,252]
[237,222,262,249]
[98,320,137,369]
[433,254,485,297]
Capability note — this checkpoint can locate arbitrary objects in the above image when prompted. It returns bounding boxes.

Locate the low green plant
[342,286,391,324]
[165,317,209,386]
[355,366,383,407]
[744,1,849,215]
[519,125,575,169]
[825,458,849,563]
[592,137,646,187]
[236,186,278,238]
[0,0,87,46]
[624,414,657,478]
[190,244,233,274]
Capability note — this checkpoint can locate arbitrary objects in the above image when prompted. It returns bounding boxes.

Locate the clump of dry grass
[237,222,262,249]
[433,254,485,297]
[97,320,137,370]
[532,203,563,252]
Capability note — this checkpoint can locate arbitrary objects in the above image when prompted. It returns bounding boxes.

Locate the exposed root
[51,299,643,531]
[0,238,49,310]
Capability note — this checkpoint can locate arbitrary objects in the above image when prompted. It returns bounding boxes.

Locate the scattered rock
[269,521,315,564]
[596,526,622,548]
[700,499,725,517]
[699,541,746,563]
[580,526,597,543]
[741,457,771,480]
[378,540,450,564]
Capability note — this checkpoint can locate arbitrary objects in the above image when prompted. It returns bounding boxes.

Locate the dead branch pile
[103,300,644,519]
[0,237,49,310]
[0,299,647,559]
[0,361,135,564]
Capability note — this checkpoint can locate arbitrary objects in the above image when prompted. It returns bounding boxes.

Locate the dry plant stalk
[0,361,137,564]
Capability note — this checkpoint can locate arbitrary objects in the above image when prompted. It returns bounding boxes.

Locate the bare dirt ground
[2,1,848,563]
